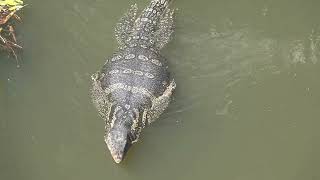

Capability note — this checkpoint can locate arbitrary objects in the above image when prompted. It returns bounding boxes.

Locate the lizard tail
[150,0,173,10]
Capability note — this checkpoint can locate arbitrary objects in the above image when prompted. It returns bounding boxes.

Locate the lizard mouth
[108,138,132,164]
[105,130,132,164]
[106,138,125,163]
[110,152,123,164]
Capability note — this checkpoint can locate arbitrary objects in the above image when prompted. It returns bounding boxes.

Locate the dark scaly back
[101,0,173,103]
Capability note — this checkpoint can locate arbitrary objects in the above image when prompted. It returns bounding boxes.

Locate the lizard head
[105,127,132,163]
[105,106,137,163]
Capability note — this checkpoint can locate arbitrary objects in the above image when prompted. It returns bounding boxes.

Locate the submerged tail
[151,0,172,8]
[148,0,173,15]
[134,0,173,33]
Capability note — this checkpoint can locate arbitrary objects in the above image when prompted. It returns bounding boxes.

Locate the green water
[0,0,319,179]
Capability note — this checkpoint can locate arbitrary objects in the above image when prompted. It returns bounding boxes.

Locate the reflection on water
[172,22,320,116]
[0,0,319,180]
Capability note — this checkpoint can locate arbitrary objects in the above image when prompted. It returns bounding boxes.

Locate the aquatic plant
[0,0,24,65]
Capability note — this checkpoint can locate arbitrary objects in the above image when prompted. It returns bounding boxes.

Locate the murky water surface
[1,0,319,179]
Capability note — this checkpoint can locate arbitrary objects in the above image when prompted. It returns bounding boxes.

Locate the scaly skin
[91,0,175,163]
